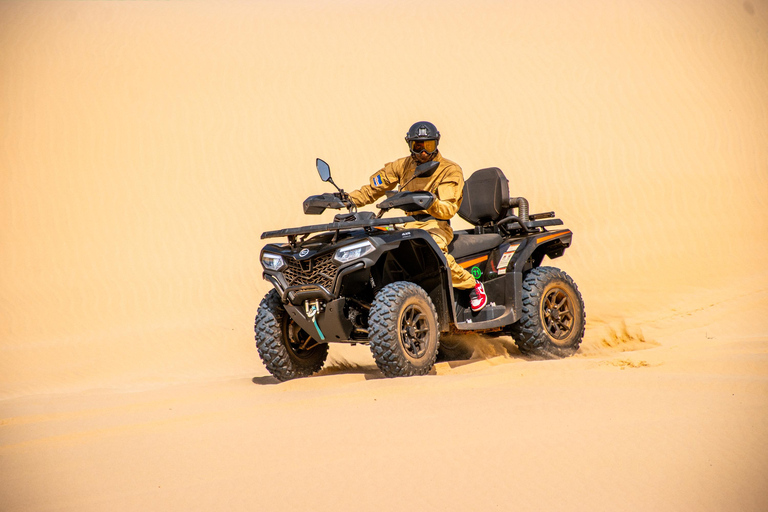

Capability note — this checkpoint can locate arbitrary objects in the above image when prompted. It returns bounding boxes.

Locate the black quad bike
[255,159,585,380]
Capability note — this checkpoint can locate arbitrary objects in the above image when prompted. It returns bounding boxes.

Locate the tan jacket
[348,152,465,220]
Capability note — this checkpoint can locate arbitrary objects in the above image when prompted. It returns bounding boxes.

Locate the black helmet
[405,121,440,158]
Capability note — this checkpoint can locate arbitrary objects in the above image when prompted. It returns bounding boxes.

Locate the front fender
[363,229,454,328]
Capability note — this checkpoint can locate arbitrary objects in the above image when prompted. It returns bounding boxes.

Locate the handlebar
[375,191,435,212]
[303,193,348,215]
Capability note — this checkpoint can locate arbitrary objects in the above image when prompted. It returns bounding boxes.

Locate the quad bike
[254,158,585,380]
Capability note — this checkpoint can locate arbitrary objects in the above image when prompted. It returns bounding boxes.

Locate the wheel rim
[542,287,575,342]
[400,304,430,359]
[284,318,320,359]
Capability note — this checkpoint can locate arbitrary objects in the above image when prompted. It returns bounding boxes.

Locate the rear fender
[513,229,573,273]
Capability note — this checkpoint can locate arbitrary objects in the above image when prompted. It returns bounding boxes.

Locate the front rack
[261,216,415,240]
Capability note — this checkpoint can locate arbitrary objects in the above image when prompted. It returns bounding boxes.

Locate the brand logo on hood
[298,248,310,257]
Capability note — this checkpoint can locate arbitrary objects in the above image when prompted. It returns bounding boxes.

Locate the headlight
[262,253,286,271]
[333,240,375,264]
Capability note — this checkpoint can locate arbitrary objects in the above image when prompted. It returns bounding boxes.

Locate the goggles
[408,139,438,154]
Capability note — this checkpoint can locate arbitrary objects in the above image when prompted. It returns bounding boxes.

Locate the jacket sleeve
[348,161,402,207]
[426,168,464,220]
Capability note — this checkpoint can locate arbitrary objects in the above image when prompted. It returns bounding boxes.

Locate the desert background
[1,0,767,510]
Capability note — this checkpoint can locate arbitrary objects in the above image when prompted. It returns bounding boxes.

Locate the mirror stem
[327,178,357,213]
[327,177,342,193]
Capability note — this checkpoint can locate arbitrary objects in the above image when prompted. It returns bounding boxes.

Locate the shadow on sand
[251,360,385,386]
[250,334,535,385]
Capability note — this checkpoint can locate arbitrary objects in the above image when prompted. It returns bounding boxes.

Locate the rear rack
[504,218,564,231]
[471,214,563,235]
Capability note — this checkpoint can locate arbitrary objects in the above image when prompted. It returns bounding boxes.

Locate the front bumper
[264,260,365,305]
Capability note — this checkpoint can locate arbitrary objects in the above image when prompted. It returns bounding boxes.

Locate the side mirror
[414,160,439,178]
[316,158,331,182]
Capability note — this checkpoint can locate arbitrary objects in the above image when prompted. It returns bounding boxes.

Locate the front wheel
[368,282,440,377]
[255,289,329,381]
[510,267,585,358]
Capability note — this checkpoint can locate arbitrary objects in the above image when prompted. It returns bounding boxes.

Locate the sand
[1,0,767,510]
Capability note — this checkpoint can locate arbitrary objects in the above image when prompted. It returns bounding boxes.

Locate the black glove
[334,191,353,208]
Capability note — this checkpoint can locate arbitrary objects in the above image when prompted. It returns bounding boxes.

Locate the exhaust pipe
[509,197,529,223]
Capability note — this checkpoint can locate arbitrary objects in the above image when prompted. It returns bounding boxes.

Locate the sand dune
[1,0,767,510]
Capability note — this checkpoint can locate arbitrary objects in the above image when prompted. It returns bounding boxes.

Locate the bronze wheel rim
[400,304,430,359]
[283,317,320,359]
[542,286,575,343]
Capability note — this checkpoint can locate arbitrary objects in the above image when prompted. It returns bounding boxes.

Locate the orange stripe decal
[537,230,571,245]
[459,255,488,269]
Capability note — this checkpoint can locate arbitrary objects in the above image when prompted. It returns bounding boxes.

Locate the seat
[457,167,510,226]
[448,233,503,260]
[448,168,508,259]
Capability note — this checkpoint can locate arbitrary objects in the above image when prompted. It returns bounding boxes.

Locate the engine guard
[284,298,356,343]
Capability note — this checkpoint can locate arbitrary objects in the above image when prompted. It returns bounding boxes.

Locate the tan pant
[404,219,477,290]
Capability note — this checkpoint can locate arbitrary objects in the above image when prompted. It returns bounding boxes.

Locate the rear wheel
[510,267,585,358]
[255,289,329,381]
[368,282,440,377]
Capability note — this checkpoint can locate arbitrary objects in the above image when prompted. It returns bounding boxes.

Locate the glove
[334,191,354,208]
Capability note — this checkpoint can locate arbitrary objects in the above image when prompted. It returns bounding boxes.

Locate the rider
[347,121,487,312]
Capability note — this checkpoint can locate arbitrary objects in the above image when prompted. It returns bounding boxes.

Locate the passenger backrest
[457,167,510,226]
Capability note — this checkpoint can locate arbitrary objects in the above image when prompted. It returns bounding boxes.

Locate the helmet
[405,121,440,158]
